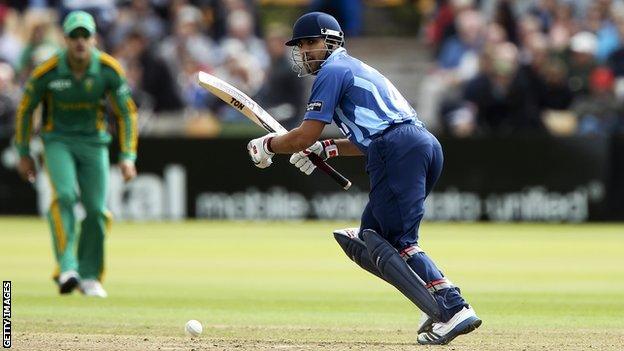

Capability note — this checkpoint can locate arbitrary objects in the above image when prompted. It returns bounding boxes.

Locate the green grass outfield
[1,217,623,349]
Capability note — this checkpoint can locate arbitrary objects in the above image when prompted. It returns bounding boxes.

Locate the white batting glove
[289,139,338,175]
[247,133,276,169]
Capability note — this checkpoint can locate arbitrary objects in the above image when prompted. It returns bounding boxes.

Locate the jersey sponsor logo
[85,78,94,92]
[306,101,323,112]
[48,79,72,91]
[58,102,96,110]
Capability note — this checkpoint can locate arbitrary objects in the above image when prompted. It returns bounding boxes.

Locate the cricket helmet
[285,12,344,47]
[286,12,344,77]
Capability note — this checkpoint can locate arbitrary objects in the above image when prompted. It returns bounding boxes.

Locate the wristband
[321,139,338,158]
[265,136,275,154]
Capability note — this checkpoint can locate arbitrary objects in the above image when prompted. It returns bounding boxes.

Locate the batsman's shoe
[418,287,462,334]
[57,270,80,294]
[417,312,433,334]
[417,306,481,345]
[80,279,108,298]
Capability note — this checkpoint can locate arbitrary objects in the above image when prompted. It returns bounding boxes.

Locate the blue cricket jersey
[303,47,422,152]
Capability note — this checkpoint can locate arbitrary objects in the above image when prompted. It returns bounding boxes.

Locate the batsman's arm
[334,138,363,156]
[269,120,352,189]
[14,76,45,156]
[107,67,138,162]
[268,120,325,153]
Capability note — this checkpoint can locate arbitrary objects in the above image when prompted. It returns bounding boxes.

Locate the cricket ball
[184,319,203,337]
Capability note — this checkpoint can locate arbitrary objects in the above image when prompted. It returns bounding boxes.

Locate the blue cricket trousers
[361,123,442,248]
[360,123,466,321]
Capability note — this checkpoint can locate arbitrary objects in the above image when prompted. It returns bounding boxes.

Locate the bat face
[197,71,287,135]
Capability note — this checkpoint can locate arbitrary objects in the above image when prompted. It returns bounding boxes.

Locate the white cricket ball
[184,319,203,337]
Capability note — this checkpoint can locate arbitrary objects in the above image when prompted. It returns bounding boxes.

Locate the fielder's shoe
[417,306,481,345]
[57,270,80,294]
[79,279,108,298]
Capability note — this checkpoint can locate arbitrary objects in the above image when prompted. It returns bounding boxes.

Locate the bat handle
[308,153,352,190]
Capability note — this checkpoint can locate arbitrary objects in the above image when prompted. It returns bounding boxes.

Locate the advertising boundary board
[0,136,621,221]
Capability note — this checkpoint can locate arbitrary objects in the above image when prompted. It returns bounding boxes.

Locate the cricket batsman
[14,11,138,298]
[247,12,481,344]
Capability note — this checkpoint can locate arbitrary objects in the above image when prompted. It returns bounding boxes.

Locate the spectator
[423,0,456,58]
[159,4,221,92]
[209,0,262,41]
[492,0,518,45]
[437,9,483,70]
[220,9,269,70]
[566,31,598,96]
[0,61,17,136]
[180,55,211,110]
[255,24,306,130]
[109,0,166,50]
[17,9,60,81]
[590,3,620,63]
[540,56,574,111]
[520,32,573,111]
[528,0,557,32]
[461,42,543,134]
[607,14,624,77]
[435,0,476,54]
[212,39,264,121]
[418,8,484,131]
[117,29,184,113]
[0,5,23,67]
[572,67,623,135]
[517,15,542,50]
[550,2,580,38]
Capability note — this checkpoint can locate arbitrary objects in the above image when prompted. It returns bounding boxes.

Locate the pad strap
[399,245,455,292]
[425,278,454,293]
[399,245,425,260]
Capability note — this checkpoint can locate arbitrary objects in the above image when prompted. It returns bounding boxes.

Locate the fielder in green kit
[14,11,138,298]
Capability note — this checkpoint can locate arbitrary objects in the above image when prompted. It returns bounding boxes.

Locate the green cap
[63,11,96,36]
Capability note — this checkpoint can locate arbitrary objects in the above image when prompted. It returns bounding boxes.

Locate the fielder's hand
[119,160,137,182]
[289,139,338,175]
[17,156,36,184]
[247,133,276,169]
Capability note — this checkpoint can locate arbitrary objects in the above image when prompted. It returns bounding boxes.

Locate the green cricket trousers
[43,138,111,281]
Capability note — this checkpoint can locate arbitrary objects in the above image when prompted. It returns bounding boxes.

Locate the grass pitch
[1,217,623,350]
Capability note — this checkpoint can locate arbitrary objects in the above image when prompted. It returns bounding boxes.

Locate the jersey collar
[321,47,346,67]
[58,48,102,76]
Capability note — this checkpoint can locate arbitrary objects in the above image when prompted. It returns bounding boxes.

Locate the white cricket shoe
[417,306,481,345]
[80,279,108,298]
[417,312,433,334]
[57,270,80,294]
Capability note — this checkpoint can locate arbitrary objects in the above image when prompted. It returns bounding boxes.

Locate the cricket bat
[197,71,352,190]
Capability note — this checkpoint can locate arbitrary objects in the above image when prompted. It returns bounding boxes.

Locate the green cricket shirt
[14,48,138,161]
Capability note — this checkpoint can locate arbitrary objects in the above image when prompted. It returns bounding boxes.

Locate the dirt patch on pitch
[10,330,624,351]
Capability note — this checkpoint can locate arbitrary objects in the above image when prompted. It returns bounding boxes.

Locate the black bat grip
[308,153,352,190]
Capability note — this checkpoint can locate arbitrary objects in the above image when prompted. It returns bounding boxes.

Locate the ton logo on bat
[230,97,245,110]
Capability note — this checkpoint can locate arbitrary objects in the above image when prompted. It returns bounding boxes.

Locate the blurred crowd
[0,0,308,137]
[2,0,624,139]
[419,0,624,137]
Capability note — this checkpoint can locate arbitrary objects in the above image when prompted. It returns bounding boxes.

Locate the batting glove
[247,133,276,169]
[289,139,338,175]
